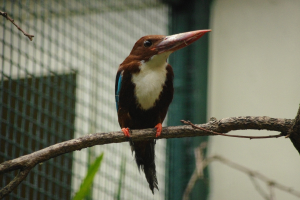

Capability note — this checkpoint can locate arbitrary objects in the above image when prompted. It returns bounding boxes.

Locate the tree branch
[0,10,34,41]
[183,142,207,200]
[0,168,32,199]
[0,115,297,198]
[249,175,270,200]
[0,116,293,174]
[209,155,300,198]
[181,120,283,139]
[183,143,300,200]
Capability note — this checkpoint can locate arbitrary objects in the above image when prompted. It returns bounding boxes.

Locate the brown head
[123,29,211,64]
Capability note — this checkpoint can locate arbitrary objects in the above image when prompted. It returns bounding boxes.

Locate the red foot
[155,123,162,137]
[122,128,131,137]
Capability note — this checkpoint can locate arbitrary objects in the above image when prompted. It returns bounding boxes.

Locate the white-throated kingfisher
[115,30,210,194]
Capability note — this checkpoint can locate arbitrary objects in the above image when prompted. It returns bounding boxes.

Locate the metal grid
[0,1,168,199]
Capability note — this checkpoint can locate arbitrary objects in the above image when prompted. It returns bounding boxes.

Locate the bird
[115,29,210,194]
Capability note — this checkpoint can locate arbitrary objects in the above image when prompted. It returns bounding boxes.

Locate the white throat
[132,52,171,110]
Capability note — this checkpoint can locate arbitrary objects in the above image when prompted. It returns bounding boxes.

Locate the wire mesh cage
[1,0,169,199]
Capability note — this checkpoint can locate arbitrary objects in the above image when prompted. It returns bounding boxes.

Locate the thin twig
[0,167,32,199]
[249,175,270,200]
[184,152,300,199]
[269,183,275,200]
[195,142,207,176]
[183,142,300,200]
[182,143,207,200]
[0,10,34,41]
[181,120,283,139]
[210,155,300,198]
[182,169,199,200]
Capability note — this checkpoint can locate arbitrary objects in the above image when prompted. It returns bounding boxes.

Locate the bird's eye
[143,40,152,48]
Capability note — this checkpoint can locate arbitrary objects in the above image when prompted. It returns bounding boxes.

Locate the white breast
[132,52,171,110]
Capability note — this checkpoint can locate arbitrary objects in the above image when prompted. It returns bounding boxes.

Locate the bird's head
[122,30,211,66]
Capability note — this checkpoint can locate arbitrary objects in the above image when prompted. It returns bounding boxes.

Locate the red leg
[122,128,131,137]
[155,123,162,137]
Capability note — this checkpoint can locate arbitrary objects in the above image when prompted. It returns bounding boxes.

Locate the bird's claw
[122,128,134,145]
[155,123,162,137]
[122,128,131,137]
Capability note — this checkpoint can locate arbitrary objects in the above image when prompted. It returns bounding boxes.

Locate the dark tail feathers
[133,140,158,194]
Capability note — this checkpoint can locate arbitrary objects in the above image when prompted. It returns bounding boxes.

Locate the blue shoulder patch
[115,71,122,111]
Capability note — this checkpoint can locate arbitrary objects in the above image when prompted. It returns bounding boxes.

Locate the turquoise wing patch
[115,71,122,111]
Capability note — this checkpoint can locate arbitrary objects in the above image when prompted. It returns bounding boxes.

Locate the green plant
[73,153,104,200]
[115,156,126,200]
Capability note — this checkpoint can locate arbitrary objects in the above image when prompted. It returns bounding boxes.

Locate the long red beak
[156,29,211,54]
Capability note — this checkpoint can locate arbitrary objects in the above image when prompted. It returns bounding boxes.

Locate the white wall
[208,0,300,199]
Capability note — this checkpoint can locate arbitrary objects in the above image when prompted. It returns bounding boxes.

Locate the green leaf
[115,156,126,200]
[73,153,104,200]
